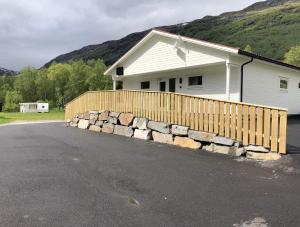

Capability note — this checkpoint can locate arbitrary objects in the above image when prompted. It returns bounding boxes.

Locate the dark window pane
[141,81,150,89]
[280,79,288,89]
[188,76,202,86]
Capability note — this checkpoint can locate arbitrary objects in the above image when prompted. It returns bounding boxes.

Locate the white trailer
[20,103,49,113]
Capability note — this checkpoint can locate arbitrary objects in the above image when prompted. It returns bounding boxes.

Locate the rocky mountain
[0,67,17,76]
[44,0,300,68]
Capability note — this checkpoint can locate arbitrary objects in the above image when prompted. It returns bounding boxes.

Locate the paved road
[0,122,299,227]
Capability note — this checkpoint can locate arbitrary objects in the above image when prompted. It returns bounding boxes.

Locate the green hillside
[44,0,300,67]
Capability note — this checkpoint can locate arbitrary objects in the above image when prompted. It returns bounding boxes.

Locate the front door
[169,78,176,93]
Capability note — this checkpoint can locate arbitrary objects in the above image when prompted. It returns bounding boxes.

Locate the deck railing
[65,90,287,154]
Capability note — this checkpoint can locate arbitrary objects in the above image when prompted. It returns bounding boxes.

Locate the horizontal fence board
[65,90,287,154]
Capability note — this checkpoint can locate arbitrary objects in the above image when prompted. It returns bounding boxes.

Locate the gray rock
[245,145,269,153]
[171,125,189,136]
[188,130,215,142]
[89,119,97,125]
[78,120,90,129]
[246,152,281,161]
[89,125,101,133]
[152,131,173,145]
[110,112,120,118]
[89,113,98,121]
[113,125,134,137]
[102,123,114,134]
[203,144,245,157]
[95,121,104,127]
[148,121,170,134]
[72,117,80,124]
[134,129,152,140]
[132,118,148,130]
[70,122,78,128]
[108,117,118,125]
[213,136,234,146]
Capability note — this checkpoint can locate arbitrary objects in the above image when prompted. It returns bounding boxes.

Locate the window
[141,81,150,90]
[188,76,202,86]
[280,78,288,90]
[116,67,124,76]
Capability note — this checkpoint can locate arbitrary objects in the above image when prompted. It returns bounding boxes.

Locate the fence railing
[65,90,287,154]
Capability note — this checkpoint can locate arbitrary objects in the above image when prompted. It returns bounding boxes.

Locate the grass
[0,110,65,125]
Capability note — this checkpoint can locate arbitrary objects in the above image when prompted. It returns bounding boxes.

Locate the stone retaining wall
[66,110,281,161]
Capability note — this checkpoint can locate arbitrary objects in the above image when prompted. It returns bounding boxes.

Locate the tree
[14,67,38,102]
[85,59,112,90]
[244,44,253,52]
[284,45,300,66]
[3,91,22,112]
[47,63,71,108]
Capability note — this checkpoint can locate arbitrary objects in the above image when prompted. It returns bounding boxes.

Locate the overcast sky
[0,0,260,70]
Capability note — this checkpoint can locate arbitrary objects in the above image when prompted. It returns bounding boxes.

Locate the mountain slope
[44,0,300,68]
[0,67,17,76]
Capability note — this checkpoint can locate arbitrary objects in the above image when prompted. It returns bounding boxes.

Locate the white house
[104,29,300,114]
[20,103,49,113]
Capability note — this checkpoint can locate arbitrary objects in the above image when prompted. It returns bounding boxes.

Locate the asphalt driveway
[0,122,300,227]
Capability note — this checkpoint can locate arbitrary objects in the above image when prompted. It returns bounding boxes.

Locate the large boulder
[203,144,245,157]
[152,131,173,145]
[134,129,152,140]
[89,119,97,125]
[113,125,134,137]
[89,113,99,121]
[245,145,269,153]
[72,117,80,124]
[172,125,189,136]
[148,121,170,134]
[173,136,201,150]
[188,130,215,142]
[98,110,110,121]
[70,122,78,128]
[108,117,118,125]
[95,120,104,127]
[246,152,281,161]
[132,118,148,130]
[110,112,120,118]
[102,123,114,134]
[83,112,90,120]
[119,113,135,126]
[89,125,101,133]
[212,136,234,146]
[78,120,90,129]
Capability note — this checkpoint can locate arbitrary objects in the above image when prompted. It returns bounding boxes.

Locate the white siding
[121,35,227,76]
[122,65,240,102]
[243,61,300,114]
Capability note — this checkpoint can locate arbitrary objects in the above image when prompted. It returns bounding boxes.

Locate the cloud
[0,0,259,70]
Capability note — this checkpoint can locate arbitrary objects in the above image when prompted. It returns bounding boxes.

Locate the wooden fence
[65,90,288,154]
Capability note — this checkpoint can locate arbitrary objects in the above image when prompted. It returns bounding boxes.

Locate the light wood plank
[279,111,287,154]
[219,102,224,136]
[249,106,256,145]
[225,103,230,138]
[271,109,279,152]
[243,106,249,145]
[263,108,271,148]
[237,104,243,142]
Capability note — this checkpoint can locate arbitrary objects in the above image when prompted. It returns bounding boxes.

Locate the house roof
[104,29,300,75]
